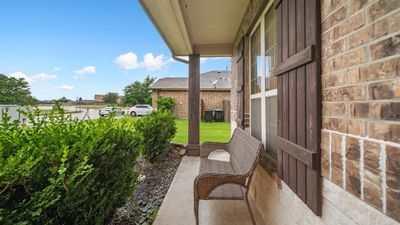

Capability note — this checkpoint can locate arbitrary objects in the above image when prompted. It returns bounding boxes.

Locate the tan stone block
[348,26,373,49]
[347,119,367,136]
[368,122,400,143]
[331,166,343,187]
[386,145,400,189]
[321,144,330,178]
[323,117,348,133]
[322,26,340,45]
[323,103,346,117]
[387,188,400,222]
[373,10,400,39]
[348,0,368,14]
[324,85,366,102]
[360,57,400,82]
[322,5,347,32]
[331,133,343,154]
[382,102,400,121]
[364,168,383,210]
[343,47,366,67]
[337,85,366,101]
[370,35,400,60]
[346,67,362,84]
[346,136,361,161]
[321,130,330,149]
[346,166,361,197]
[364,140,381,171]
[322,58,334,74]
[322,72,346,87]
[368,80,400,100]
[345,136,361,196]
[349,102,382,119]
[323,39,347,58]
[338,11,365,36]
[368,0,400,22]
[321,0,346,19]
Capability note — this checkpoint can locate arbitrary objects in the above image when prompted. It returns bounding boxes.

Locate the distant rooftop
[150,71,231,91]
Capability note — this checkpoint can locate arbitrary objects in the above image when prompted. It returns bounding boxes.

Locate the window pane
[264,8,277,91]
[251,26,261,95]
[265,95,277,157]
[251,98,262,141]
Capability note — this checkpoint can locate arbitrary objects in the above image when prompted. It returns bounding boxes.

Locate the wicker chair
[193,128,263,225]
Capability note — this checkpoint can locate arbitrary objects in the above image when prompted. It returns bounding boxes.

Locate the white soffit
[139,0,192,55]
[140,0,250,57]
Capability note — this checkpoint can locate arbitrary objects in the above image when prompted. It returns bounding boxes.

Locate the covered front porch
[153,156,264,225]
[139,0,266,224]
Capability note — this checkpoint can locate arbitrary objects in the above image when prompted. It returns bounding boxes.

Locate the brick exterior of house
[151,90,231,119]
[230,0,400,224]
[320,0,400,220]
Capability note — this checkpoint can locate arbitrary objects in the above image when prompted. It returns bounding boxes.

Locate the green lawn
[172,120,231,144]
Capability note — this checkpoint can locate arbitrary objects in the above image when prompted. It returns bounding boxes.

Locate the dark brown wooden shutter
[236,38,245,128]
[274,0,322,215]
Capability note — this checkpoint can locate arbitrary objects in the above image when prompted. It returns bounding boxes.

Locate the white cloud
[55,85,74,91]
[53,66,63,72]
[114,52,139,70]
[10,72,57,84]
[114,52,171,71]
[74,66,96,74]
[142,53,170,71]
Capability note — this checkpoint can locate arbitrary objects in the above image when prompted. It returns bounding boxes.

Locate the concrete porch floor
[153,156,265,225]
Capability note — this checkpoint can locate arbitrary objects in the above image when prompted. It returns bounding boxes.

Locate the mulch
[108,144,185,225]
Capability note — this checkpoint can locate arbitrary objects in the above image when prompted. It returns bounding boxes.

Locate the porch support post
[187,54,200,156]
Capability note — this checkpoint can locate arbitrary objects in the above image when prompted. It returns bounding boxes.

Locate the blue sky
[0,0,231,100]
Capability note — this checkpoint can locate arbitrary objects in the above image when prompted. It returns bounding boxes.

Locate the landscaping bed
[108,143,185,225]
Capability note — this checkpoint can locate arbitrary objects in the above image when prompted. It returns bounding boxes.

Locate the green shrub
[0,106,140,225]
[135,110,176,162]
[156,96,176,112]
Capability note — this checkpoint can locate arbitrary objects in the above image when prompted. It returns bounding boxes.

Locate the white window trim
[249,0,276,148]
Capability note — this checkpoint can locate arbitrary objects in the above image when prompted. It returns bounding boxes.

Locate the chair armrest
[194,173,246,199]
[200,142,228,157]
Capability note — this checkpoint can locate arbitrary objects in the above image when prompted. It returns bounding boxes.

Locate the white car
[128,104,153,117]
[99,107,124,117]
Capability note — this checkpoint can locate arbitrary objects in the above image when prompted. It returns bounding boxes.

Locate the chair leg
[194,197,199,225]
[245,198,256,225]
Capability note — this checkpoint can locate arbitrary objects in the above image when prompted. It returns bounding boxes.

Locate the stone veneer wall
[321,0,400,221]
[230,0,400,224]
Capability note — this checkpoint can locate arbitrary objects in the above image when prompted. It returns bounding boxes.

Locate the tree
[156,96,176,112]
[123,76,156,106]
[103,92,119,104]
[0,74,37,105]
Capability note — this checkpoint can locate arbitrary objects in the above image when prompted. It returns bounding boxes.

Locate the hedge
[0,107,140,225]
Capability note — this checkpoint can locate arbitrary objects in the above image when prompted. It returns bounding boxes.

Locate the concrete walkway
[153,156,264,225]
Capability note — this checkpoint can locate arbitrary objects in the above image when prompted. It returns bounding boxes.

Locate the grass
[37,109,81,115]
[172,120,231,144]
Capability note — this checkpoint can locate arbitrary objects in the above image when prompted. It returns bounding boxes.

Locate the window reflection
[251,26,261,94]
[264,8,277,91]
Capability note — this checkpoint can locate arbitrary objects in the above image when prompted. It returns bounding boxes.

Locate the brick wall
[151,90,230,119]
[321,0,400,221]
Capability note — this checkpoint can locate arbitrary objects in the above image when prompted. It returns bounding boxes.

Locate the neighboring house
[150,71,231,120]
[140,0,400,225]
[94,94,124,103]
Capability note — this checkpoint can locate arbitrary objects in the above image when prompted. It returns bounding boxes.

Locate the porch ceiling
[139,0,250,57]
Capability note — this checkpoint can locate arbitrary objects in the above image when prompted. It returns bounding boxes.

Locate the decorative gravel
[108,144,185,225]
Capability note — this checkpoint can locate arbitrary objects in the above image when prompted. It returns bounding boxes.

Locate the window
[250,26,261,95]
[249,1,277,158]
[264,8,277,91]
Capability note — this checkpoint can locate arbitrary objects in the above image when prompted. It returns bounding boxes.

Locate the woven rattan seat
[193,128,263,225]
